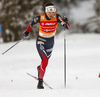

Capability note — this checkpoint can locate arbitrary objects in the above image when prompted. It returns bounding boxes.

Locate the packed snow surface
[0,33,100,97]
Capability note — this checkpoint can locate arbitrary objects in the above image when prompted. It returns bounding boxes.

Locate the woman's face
[46,12,55,19]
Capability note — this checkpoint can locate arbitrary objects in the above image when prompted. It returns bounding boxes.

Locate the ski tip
[2,53,4,55]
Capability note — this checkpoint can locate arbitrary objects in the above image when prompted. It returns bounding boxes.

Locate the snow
[5,29,10,34]
[0,33,100,97]
[5,1,12,8]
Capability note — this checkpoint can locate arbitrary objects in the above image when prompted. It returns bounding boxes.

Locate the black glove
[63,16,68,23]
[23,31,29,37]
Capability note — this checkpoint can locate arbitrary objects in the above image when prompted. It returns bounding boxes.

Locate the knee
[42,56,49,66]
[41,56,49,71]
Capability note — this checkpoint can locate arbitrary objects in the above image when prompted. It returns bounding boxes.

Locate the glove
[63,16,70,29]
[63,16,68,23]
[23,31,29,37]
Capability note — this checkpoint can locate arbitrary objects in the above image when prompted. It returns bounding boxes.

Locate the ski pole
[63,16,69,88]
[64,26,66,88]
[63,16,67,88]
[2,38,24,55]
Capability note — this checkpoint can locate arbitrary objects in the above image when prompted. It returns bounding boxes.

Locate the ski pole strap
[2,38,24,55]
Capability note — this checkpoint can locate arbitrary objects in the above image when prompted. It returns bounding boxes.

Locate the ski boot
[37,78,44,89]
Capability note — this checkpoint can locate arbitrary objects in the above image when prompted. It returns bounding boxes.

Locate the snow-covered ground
[0,33,100,97]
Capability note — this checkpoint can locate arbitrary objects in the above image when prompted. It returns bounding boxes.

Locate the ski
[26,73,53,89]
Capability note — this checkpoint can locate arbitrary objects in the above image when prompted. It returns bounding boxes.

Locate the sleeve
[57,14,63,23]
[57,14,70,29]
[26,16,40,32]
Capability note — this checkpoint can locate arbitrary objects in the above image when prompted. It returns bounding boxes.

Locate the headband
[45,6,56,12]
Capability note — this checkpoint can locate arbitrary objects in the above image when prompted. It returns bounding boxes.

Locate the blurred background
[0,0,99,43]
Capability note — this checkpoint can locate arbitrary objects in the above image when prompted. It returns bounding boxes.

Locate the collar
[45,13,51,20]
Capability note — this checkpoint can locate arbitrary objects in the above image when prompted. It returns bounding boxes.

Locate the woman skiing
[24,2,70,89]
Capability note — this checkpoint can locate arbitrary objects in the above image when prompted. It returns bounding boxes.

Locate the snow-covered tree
[0,0,43,42]
[94,0,100,16]
[77,0,100,33]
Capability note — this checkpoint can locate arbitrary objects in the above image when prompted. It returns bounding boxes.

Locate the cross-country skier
[24,2,70,89]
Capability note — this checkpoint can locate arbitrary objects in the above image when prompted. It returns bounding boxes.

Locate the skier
[24,2,70,89]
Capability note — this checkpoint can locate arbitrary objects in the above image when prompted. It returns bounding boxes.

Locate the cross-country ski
[27,73,53,89]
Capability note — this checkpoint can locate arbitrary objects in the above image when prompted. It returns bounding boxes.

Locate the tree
[95,0,100,16]
[0,0,43,42]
